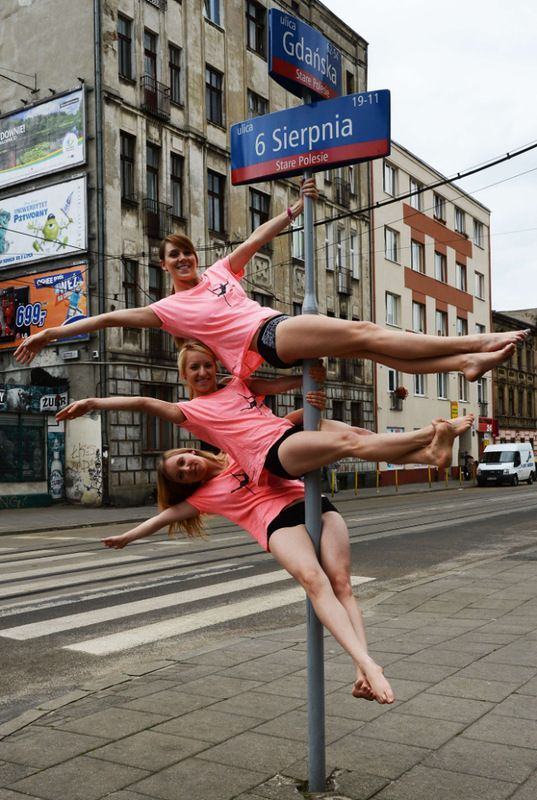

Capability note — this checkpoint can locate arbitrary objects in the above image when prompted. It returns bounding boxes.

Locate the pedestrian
[14,179,527,379]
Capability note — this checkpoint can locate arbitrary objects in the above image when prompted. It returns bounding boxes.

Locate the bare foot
[462,343,515,381]
[433,415,474,437]
[352,676,375,701]
[478,330,529,352]
[425,421,455,469]
[361,661,395,704]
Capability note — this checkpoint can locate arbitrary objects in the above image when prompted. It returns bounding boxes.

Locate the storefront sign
[0,263,89,350]
[268,9,342,100]
[478,416,499,436]
[450,401,459,419]
[0,383,67,414]
[231,90,390,185]
[40,392,68,413]
[0,88,85,190]
[0,176,87,269]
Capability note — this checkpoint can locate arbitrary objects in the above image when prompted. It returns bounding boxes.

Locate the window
[455,206,465,234]
[169,45,182,105]
[324,217,334,270]
[207,170,225,233]
[336,228,344,269]
[247,89,268,118]
[120,132,136,202]
[146,143,160,202]
[473,219,484,247]
[475,271,485,299]
[434,251,447,282]
[435,309,448,336]
[346,70,355,95]
[528,391,534,419]
[477,378,487,404]
[388,368,400,393]
[252,291,271,307]
[123,259,138,309]
[0,416,46,482]
[519,389,524,417]
[385,227,399,262]
[414,374,426,396]
[411,240,424,273]
[332,399,344,422]
[170,153,183,218]
[456,316,468,336]
[148,264,163,303]
[456,262,467,292]
[204,0,221,25]
[385,292,400,326]
[437,373,448,399]
[246,1,266,57]
[350,231,360,279]
[412,301,425,333]
[433,193,446,221]
[144,30,158,80]
[118,15,134,80]
[458,374,468,402]
[293,302,302,316]
[475,322,486,334]
[348,164,357,195]
[383,161,396,195]
[142,384,174,451]
[250,189,270,231]
[409,177,423,211]
[206,66,224,126]
[292,212,304,260]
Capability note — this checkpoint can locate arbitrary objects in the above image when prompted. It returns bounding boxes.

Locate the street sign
[268,9,342,100]
[231,90,390,185]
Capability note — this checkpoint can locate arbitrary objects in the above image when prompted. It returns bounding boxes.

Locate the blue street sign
[268,9,342,101]
[231,90,390,185]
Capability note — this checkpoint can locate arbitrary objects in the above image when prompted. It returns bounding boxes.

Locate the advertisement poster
[0,176,87,270]
[0,263,89,350]
[0,88,85,190]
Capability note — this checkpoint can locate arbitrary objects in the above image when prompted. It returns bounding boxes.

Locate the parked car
[476,443,536,486]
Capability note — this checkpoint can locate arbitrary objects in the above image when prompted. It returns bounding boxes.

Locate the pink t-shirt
[178,377,293,485]
[151,257,277,378]
[186,459,305,551]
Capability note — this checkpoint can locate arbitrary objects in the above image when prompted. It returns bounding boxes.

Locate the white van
[477,443,536,487]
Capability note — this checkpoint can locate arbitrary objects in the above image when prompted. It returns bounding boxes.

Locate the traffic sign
[268,9,342,100]
[231,90,390,185]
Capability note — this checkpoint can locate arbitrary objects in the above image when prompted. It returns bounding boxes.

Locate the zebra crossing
[0,535,374,658]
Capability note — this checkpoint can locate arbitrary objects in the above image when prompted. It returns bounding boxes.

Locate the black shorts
[264,425,303,479]
[267,497,338,541]
[257,314,302,369]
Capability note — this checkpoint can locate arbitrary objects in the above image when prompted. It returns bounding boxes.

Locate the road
[1,484,536,724]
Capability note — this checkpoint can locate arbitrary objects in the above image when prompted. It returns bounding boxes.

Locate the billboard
[0,176,87,269]
[0,88,85,190]
[0,263,89,350]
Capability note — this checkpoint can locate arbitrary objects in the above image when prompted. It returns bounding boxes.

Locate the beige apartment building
[371,142,493,482]
[0,0,373,506]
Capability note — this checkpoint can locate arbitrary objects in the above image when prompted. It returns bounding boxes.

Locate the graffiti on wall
[65,441,102,505]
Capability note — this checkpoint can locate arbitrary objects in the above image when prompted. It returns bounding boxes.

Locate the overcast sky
[325,0,537,311]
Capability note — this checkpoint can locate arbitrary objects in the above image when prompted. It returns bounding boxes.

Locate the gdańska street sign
[230,89,390,185]
[268,8,342,100]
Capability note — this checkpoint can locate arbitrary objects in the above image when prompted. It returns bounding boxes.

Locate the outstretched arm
[14,306,161,365]
[102,502,198,549]
[57,395,186,425]
[227,178,318,275]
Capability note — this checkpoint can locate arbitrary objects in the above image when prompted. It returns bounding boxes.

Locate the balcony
[145,0,167,8]
[143,197,171,240]
[390,393,403,411]
[334,177,351,208]
[140,75,171,120]
[337,267,352,296]
[147,328,175,361]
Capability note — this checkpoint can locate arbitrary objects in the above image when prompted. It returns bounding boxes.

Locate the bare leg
[269,521,394,704]
[357,343,515,382]
[273,316,528,364]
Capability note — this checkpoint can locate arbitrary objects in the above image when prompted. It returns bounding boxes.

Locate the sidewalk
[1,549,537,799]
[0,479,471,536]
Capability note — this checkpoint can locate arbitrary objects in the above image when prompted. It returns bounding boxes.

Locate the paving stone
[196,731,306,773]
[365,650,407,666]
[396,691,493,724]
[252,709,360,744]
[88,729,208,770]
[123,689,215,717]
[0,727,106,769]
[455,662,536,684]
[212,690,306,721]
[509,771,537,799]
[464,713,537,748]
[218,654,304,682]
[56,706,167,738]
[10,755,148,800]
[373,764,517,800]
[326,733,428,779]
[107,679,180,700]
[423,737,537,783]
[404,648,477,668]
[253,674,345,699]
[179,675,262,699]
[0,790,42,800]
[431,638,501,656]
[331,769,390,800]
[491,693,537,720]
[243,773,304,799]
[483,642,537,667]
[358,710,464,749]
[37,690,90,711]
[0,761,36,785]
[100,791,157,800]
[428,675,520,702]
[388,678,431,701]
[384,660,458,683]
[123,660,175,676]
[153,708,258,743]
[519,674,537,695]
[326,690,392,723]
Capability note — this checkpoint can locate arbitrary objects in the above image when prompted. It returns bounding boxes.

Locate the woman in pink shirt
[14,178,526,377]
[101,445,394,705]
